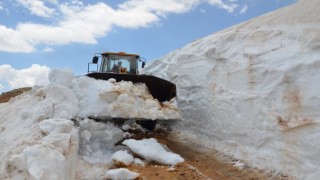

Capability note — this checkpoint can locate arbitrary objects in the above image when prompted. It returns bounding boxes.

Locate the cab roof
[101,52,140,58]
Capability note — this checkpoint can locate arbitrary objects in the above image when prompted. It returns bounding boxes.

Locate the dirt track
[122,131,288,180]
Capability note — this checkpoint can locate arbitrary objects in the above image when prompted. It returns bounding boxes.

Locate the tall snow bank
[146,0,320,179]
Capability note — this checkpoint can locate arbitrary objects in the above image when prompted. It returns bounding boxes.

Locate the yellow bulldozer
[86,52,180,128]
[87,52,177,102]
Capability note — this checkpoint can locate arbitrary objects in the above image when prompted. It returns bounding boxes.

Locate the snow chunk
[122,138,184,165]
[105,168,140,180]
[111,150,134,166]
[7,145,68,180]
[39,118,74,135]
[33,85,79,119]
[121,121,146,132]
[167,166,176,172]
[49,69,74,88]
[133,158,145,166]
[79,119,123,164]
[24,145,67,179]
[5,117,79,180]
[72,76,114,118]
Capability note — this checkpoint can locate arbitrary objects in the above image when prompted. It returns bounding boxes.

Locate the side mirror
[142,62,146,68]
[92,56,99,64]
[88,56,99,73]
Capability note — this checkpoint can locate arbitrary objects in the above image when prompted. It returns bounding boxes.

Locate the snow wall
[146,0,320,179]
[0,71,180,179]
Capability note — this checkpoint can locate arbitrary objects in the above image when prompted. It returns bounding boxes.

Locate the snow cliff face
[146,0,320,179]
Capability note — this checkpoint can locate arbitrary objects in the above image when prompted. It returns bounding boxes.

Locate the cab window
[101,54,137,74]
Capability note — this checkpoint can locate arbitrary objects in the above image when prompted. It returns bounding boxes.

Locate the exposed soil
[0,87,31,103]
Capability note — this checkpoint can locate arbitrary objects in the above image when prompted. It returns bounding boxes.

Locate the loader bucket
[86,72,177,102]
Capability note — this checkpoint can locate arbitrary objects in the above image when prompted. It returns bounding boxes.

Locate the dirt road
[123,131,287,180]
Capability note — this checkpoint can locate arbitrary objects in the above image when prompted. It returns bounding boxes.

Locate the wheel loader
[86,52,180,129]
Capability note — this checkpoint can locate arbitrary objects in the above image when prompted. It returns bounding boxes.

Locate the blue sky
[0,0,296,91]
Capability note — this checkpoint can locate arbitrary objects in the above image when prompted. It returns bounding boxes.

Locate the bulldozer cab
[87,51,176,104]
[88,52,145,75]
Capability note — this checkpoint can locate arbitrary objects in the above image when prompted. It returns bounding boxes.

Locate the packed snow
[123,138,184,166]
[5,118,79,180]
[105,168,140,180]
[133,158,145,166]
[78,119,123,164]
[56,69,181,120]
[111,150,134,166]
[0,69,181,179]
[146,0,320,179]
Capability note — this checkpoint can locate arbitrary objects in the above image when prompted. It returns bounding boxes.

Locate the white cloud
[0,25,35,53]
[114,0,200,28]
[0,0,241,53]
[14,3,115,47]
[17,0,55,17]
[207,0,238,13]
[239,4,248,14]
[0,64,50,90]
[118,0,200,17]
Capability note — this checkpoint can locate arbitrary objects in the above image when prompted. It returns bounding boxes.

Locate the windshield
[100,54,138,74]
